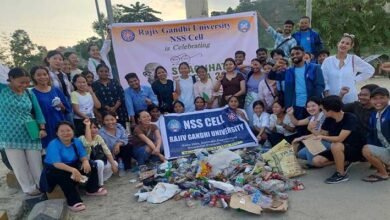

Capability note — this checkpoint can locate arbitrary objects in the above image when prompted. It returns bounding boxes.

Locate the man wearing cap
[362,87,390,182]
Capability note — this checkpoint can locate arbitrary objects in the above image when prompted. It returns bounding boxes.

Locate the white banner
[111,12,258,87]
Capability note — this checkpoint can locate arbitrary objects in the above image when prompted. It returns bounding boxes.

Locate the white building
[185,0,209,19]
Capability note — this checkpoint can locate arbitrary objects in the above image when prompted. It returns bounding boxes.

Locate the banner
[160,107,258,159]
[111,12,258,87]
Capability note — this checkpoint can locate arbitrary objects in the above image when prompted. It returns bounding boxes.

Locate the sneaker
[344,162,354,173]
[325,172,349,184]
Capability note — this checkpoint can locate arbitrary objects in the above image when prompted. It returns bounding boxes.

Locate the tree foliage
[9,29,47,70]
[310,0,390,55]
[117,1,162,23]
[211,0,302,48]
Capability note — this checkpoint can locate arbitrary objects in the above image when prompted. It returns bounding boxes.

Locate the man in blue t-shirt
[269,46,325,135]
[292,16,323,60]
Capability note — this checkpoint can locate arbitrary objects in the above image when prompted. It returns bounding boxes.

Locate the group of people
[0,14,389,213]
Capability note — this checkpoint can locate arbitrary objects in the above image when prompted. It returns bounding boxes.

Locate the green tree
[9,29,47,70]
[73,36,102,62]
[311,0,390,55]
[211,0,302,48]
[92,6,122,37]
[117,1,162,22]
[0,33,12,66]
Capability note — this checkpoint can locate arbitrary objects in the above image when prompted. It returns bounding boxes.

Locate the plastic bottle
[235,173,245,187]
[118,158,125,172]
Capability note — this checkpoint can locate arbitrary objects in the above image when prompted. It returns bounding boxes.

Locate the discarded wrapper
[229,192,262,215]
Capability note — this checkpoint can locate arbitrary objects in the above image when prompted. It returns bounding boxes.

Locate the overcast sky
[0,0,238,49]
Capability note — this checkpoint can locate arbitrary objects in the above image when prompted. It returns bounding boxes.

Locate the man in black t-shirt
[315,96,366,184]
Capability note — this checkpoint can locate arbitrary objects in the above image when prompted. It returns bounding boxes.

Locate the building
[185,0,209,19]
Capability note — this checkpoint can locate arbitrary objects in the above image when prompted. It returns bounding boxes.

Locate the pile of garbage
[134,140,305,215]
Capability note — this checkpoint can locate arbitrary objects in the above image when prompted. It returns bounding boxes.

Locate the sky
[0,0,238,50]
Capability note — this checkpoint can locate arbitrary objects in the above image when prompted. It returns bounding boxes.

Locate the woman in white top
[322,34,374,104]
[87,34,113,81]
[193,66,218,109]
[175,62,195,112]
[71,74,101,136]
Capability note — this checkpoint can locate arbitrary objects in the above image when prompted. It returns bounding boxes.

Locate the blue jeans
[131,146,151,166]
[298,140,332,165]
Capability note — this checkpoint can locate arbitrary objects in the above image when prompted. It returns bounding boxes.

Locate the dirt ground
[0,76,389,220]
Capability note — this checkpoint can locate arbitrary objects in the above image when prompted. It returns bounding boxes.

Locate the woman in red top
[214,58,246,108]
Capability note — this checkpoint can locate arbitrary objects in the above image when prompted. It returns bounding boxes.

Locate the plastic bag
[146,183,181,204]
[208,180,235,193]
[206,149,242,177]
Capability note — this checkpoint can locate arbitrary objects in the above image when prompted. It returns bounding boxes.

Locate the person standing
[292,16,323,60]
[92,64,128,128]
[0,68,46,195]
[269,46,325,121]
[31,66,71,148]
[87,33,113,81]
[322,34,375,104]
[257,12,297,58]
[151,66,175,113]
[175,62,196,112]
[214,58,246,108]
[64,52,82,81]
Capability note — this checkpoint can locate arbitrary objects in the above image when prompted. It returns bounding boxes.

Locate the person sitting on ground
[315,95,366,184]
[287,96,327,165]
[343,84,379,135]
[43,121,107,212]
[80,119,118,187]
[194,96,206,111]
[173,100,185,114]
[147,104,162,127]
[227,95,248,122]
[252,100,270,145]
[132,111,166,166]
[99,112,131,176]
[362,87,390,182]
[268,100,298,146]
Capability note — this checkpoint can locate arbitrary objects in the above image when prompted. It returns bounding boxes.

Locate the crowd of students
[0,15,389,213]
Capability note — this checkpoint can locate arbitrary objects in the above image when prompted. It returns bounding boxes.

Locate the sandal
[362,174,389,182]
[86,187,108,196]
[68,202,86,212]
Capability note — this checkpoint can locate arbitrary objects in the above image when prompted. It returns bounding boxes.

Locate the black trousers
[117,144,133,170]
[45,161,99,206]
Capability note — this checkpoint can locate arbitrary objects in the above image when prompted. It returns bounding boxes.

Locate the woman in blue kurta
[31,66,71,148]
[0,68,46,195]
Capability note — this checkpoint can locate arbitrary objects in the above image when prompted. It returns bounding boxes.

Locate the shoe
[325,172,349,184]
[344,162,354,173]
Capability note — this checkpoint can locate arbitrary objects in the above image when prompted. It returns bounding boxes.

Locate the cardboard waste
[133,147,305,215]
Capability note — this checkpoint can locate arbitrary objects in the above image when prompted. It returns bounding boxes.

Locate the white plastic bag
[147,183,181,204]
[206,149,242,177]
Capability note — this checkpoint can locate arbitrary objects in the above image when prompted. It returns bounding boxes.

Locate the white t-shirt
[253,112,270,129]
[270,114,296,136]
[178,77,195,112]
[71,91,95,119]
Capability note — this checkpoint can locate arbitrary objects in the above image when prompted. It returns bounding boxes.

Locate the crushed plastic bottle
[235,173,245,187]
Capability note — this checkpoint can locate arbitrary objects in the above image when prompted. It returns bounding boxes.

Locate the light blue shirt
[99,124,128,151]
[124,85,158,117]
[300,31,312,53]
[294,66,307,107]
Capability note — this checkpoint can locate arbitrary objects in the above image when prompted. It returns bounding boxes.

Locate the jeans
[298,140,332,165]
[131,146,151,166]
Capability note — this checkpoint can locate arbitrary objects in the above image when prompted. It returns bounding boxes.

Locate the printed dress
[0,84,45,150]
[92,79,128,126]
